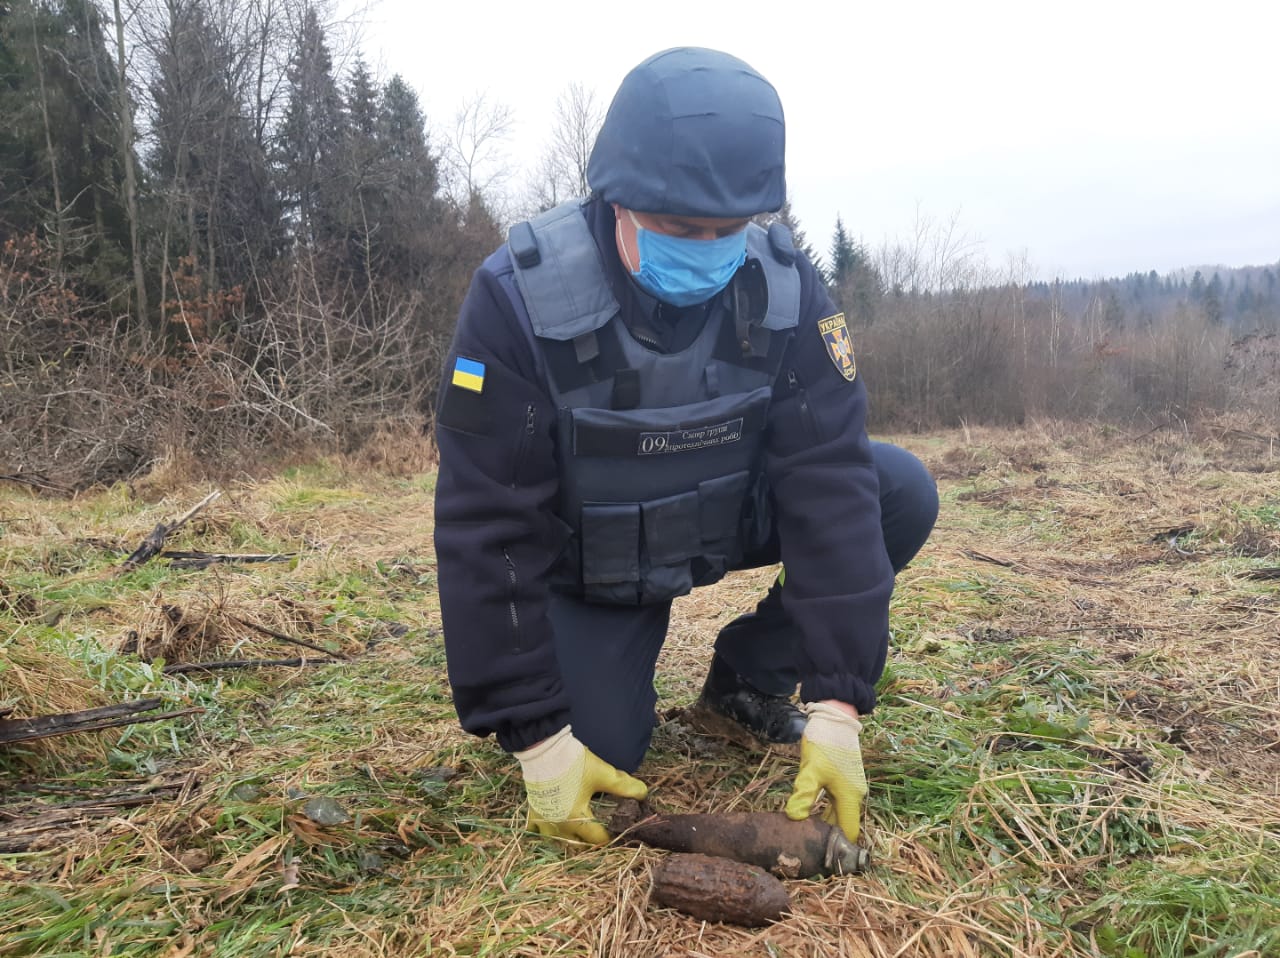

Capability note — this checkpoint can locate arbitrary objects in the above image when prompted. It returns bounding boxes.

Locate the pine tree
[828,213,881,326]
[374,74,446,287]
[1189,270,1205,302]
[277,6,343,247]
[830,215,857,285]
[0,0,133,304]
[1204,272,1224,325]
[148,0,278,328]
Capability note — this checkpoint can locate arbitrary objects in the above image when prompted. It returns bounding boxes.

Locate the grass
[2,420,1280,956]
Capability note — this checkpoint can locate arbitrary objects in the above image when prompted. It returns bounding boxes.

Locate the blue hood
[587,47,786,219]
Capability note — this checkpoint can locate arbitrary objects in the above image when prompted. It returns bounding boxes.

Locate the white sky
[353,0,1280,281]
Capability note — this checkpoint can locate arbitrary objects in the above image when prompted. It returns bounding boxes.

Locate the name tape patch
[637,417,744,456]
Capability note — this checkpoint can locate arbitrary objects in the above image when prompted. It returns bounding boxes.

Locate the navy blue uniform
[435,197,928,760]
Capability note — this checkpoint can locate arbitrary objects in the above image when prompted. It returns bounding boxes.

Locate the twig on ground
[0,699,204,745]
[161,551,296,570]
[163,657,337,675]
[0,775,195,853]
[0,473,71,494]
[119,490,222,572]
[229,614,348,660]
[961,549,1017,567]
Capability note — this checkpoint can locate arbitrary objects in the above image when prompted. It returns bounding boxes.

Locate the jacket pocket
[502,547,522,650]
[768,369,822,456]
[510,403,536,487]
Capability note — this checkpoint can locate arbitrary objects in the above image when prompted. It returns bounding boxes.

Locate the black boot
[687,655,806,750]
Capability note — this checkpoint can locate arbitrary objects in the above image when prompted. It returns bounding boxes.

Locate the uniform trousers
[549,441,939,772]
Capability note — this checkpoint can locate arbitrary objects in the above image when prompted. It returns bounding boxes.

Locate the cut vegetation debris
[1,421,1279,957]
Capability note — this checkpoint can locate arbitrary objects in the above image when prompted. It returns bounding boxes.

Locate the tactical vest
[503,199,801,605]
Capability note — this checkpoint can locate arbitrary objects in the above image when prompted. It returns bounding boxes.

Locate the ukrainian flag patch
[452,356,486,393]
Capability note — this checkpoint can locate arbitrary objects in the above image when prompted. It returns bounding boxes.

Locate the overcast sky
[352,0,1280,281]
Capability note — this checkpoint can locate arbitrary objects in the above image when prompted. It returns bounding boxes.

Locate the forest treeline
[2,0,1277,487]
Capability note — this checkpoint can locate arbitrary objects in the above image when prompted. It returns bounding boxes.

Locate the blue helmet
[586,47,786,219]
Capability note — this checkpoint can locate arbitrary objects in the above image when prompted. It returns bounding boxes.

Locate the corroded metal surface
[609,800,870,878]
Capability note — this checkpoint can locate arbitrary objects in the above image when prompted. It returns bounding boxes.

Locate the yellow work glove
[784,702,868,842]
[514,725,648,845]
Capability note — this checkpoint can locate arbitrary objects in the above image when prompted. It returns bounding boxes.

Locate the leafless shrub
[858,219,1243,432]
[1,232,449,488]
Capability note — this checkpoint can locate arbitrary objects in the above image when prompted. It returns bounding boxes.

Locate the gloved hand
[514,725,648,845]
[784,701,868,842]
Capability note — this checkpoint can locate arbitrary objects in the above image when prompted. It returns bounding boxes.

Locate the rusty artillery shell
[609,800,870,879]
[651,853,790,927]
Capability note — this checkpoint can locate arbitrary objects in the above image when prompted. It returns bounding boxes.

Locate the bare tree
[438,90,515,213]
[524,81,602,213]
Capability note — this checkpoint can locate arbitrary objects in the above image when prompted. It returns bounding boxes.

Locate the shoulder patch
[818,313,857,382]
[452,356,486,393]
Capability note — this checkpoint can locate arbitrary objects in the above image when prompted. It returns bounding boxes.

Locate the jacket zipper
[786,368,820,444]
[511,404,536,487]
[503,547,521,650]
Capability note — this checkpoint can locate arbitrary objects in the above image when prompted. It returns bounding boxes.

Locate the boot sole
[678,701,801,758]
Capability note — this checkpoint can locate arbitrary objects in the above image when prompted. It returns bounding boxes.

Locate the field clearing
[2,422,1279,957]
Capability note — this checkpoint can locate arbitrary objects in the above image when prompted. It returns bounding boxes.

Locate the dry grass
[2,420,1279,957]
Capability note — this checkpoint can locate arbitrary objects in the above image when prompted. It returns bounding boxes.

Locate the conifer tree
[0,0,133,303]
[277,5,343,246]
[828,213,881,326]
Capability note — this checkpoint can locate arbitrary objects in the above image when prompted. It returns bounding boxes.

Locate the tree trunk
[112,0,151,337]
[27,6,65,271]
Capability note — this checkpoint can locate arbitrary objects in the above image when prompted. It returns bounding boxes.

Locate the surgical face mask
[620,210,748,308]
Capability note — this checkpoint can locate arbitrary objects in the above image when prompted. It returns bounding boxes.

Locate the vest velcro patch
[637,417,744,456]
[818,313,857,382]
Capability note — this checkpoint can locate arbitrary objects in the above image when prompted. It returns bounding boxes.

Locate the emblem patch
[818,313,857,381]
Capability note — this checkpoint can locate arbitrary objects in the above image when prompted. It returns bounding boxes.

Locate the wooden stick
[961,549,1016,567]
[163,657,336,675]
[0,473,70,493]
[120,490,222,571]
[229,614,348,660]
[0,784,187,853]
[0,699,204,745]
[161,551,295,570]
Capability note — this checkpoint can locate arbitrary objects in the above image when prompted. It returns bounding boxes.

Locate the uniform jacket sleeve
[765,255,894,715]
[433,254,572,753]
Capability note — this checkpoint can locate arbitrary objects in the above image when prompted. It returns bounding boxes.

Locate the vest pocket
[581,502,641,603]
[694,470,751,585]
[640,492,700,603]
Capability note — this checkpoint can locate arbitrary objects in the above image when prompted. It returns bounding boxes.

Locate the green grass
[3,426,1280,956]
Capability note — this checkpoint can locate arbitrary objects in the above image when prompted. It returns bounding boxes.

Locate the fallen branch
[961,549,1017,568]
[230,614,348,660]
[119,490,222,572]
[1128,421,1170,442]
[1242,568,1280,581]
[0,473,71,494]
[161,550,295,570]
[0,698,204,745]
[163,657,337,674]
[1222,428,1279,444]
[0,776,193,853]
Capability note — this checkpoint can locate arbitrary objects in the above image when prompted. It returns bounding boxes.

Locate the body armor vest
[502,200,801,605]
